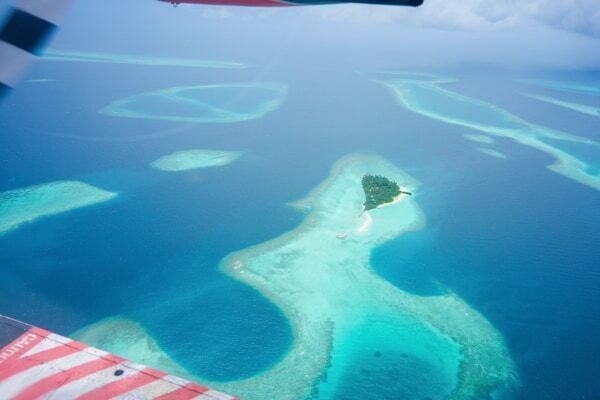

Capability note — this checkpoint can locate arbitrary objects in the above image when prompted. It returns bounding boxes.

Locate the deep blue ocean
[1,13,599,398]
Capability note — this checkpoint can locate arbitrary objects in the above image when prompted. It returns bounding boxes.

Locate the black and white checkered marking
[0,0,68,96]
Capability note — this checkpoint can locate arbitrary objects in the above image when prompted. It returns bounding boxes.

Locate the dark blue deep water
[0,11,599,398]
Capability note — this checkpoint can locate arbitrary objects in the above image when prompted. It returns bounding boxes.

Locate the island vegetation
[362,174,411,210]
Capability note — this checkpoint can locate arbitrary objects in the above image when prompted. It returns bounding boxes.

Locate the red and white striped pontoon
[0,316,237,400]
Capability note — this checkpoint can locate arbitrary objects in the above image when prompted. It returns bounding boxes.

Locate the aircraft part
[0,315,237,400]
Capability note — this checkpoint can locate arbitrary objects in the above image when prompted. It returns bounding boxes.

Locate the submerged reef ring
[44,49,249,69]
[524,93,600,119]
[0,181,117,235]
[99,82,288,123]
[151,149,242,172]
[72,155,517,400]
[372,72,600,190]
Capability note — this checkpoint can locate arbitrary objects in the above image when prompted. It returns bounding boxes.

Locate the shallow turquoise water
[0,56,598,399]
[322,317,460,400]
[539,137,600,175]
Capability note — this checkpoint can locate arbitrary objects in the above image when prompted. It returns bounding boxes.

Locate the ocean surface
[1,22,599,400]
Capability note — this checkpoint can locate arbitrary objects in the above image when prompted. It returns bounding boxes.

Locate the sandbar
[464,134,494,144]
[519,79,600,96]
[477,148,507,159]
[0,180,117,235]
[524,93,600,119]
[44,49,249,69]
[151,149,242,172]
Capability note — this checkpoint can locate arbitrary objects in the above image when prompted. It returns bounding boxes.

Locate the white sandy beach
[356,187,411,233]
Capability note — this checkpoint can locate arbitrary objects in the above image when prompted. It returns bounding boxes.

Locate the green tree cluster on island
[362,174,402,210]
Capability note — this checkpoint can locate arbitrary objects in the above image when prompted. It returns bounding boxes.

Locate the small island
[362,174,411,210]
